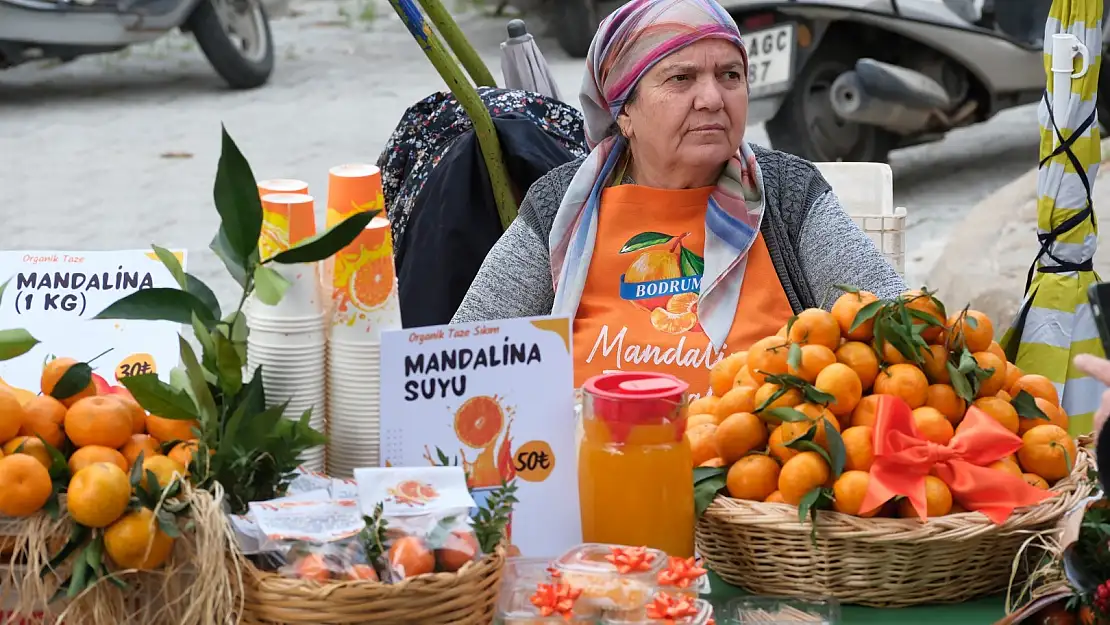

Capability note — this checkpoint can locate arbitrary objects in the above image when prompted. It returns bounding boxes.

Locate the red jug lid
[583,372,688,429]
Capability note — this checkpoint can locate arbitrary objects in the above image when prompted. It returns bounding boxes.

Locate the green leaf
[67,548,90,599]
[801,386,836,405]
[835,284,860,295]
[151,245,187,288]
[37,436,69,481]
[850,300,885,333]
[179,336,217,427]
[754,385,787,413]
[798,486,824,523]
[787,343,802,372]
[957,349,978,374]
[156,509,182,539]
[792,440,833,468]
[85,534,103,572]
[679,247,705,277]
[121,374,199,421]
[947,361,975,404]
[269,211,377,264]
[1011,390,1049,420]
[783,426,817,447]
[210,228,252,288]
[41,524,89,578]
[184,274,222,321]
[0,329,40,361]
[0,278,10,305]
[823,420,847,478]
[94,288,216,325]
[766,407,811,423]
[252,265,291,306]
[212,333,243,397]
[50,362,92,401]
[213,126,264,264]
[619,232,674,254]
[222,379,263,451]
[693,467,727,517]
[192,315,216,362]
[130,451,147,488]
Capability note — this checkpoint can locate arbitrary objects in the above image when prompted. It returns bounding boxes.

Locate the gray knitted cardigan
[452,144,905,324]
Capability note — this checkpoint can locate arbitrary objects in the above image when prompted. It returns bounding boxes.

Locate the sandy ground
[0,0,1045,308]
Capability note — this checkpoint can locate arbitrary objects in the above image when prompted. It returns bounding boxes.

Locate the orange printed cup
[258,178,309,196]
[260,193,316,260]
[327,164,384,228]
[330,216,400,339]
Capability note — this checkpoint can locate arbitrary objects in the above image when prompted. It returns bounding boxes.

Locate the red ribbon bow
[605,546,657,573]
[645,593,702,624]
[530,581,582,620]
[657,556,707,589]
[859,396,1052,524]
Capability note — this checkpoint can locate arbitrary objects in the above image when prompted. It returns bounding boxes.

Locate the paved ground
[0,0,1043,308]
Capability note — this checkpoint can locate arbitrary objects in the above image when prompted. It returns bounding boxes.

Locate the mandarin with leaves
[873,364,929,409]
[986,341,1007,365]
[0,454,52,517]
[971,396,1019,434]
[746,337,792,385]
[168,440,206,470]
[832,470,880,517]
[814,363,862,417]
[145,414,199,445]
[831,289,879,341]
[715,412,768,464]
[835,341,880,391]
[1017,397,1069,435]
[120,434,162,468]
[1009,374,1060,408]
[1018,424,1077,481]
[767,426,798,464]
[779,403,840,451]
[714,386,757,420]
[104,508,176,570]
[878,341,910,365]
[68,462,132,528]
[947,310,994,353]
[725,454,781,501]
[753,383,803,418]
[142,455,187,491]
[918,344,951,384]
[708,352,747,398]
[40,358,96,408]
[778,451,830,506]
[787,344,836,383]
[971,352,1007,398]
[900,290,946,343]
[788,309,841,351]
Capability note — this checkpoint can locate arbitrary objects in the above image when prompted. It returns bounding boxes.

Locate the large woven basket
[239,545,506,624]
[697,447,1095,608]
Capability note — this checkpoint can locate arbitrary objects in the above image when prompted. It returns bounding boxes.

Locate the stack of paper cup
[325,215,401,477]
[246,190,327,472]
[323,164,386,303]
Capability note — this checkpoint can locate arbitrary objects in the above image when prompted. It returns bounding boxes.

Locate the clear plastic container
[553,543,667,611]
[728,596,840,624]
[601,598,714,624]
[580,372,694,557]
[495,557,595,624]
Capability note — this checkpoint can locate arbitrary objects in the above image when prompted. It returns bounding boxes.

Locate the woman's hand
[1074,354,1110,434]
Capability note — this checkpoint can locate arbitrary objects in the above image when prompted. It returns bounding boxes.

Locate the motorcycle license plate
[745,23,796,97]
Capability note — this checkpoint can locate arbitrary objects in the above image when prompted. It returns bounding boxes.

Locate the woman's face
[620,39,748,176]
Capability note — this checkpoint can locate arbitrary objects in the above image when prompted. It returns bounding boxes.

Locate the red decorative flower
[605,546,657,574]
[658,556,707,589]
[530,582,582,620]
[645,593,700,623]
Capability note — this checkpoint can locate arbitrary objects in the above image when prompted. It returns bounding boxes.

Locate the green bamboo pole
[387,0,518,231]
[417,0,498,88]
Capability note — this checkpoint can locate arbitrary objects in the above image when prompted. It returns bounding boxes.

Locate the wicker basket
[239,546,506,624]
[697,447,1095,608]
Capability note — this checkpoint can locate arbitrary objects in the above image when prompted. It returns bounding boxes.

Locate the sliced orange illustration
[665,293,698,314]
[650,308,698,334]
[454,396,504,449]
[348,254,395,312]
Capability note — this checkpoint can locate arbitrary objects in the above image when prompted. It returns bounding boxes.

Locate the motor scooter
[544,0,1110,164]
[0,0,274,89]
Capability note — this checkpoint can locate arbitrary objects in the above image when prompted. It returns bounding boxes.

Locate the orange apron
[572,184,795,394]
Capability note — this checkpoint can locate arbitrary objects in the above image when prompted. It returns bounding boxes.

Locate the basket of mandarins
[688,286,1097,608]
[236,467,514,625]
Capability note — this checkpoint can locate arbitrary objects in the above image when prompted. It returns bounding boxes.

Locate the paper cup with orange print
[326,164,384,227]
[328,216,401,342]
[260,193,317,259]
[258,179,309,197]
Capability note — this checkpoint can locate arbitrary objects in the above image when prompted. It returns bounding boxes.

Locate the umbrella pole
[388,0,519,230]
[417,0,498,88]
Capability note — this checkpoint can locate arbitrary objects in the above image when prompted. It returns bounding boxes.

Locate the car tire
[187,0,274,90]
[766,40,897,163]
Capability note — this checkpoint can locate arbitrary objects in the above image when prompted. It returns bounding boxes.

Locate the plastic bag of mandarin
[690,289,1071,512]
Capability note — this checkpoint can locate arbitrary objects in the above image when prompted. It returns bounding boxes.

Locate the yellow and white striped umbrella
[1003,0,1104,435]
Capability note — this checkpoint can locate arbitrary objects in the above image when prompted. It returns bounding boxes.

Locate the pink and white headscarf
[548,0,765,349]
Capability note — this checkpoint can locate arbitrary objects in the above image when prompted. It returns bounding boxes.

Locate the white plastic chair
[814,162,907,277]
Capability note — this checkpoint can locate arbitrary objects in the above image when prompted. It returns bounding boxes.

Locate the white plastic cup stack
[247,186,328,472]
[325,216,400,478]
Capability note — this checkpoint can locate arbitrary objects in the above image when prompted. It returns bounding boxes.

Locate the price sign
[115,353,157,381]
[513,440,555,483]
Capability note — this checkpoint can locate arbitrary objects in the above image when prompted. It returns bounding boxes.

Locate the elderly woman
[453,0,905,390]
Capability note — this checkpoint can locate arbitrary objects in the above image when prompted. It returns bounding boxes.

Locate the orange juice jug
[578,372,694,557]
